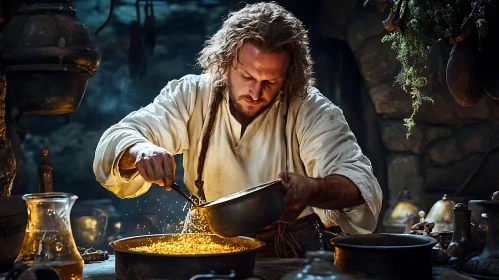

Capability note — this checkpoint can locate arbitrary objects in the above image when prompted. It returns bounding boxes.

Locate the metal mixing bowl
[197,180,285,238]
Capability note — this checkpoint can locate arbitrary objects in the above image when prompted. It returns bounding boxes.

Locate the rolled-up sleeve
[93,75,198,198]
[296,89,383,234]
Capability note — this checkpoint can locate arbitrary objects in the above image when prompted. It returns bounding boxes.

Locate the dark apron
[249,213,327,258]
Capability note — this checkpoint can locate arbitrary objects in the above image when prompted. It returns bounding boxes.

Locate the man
[93,2,382,257]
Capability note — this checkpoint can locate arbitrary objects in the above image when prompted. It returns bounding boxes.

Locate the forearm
[119,146,137,170]
[308,174,365,210]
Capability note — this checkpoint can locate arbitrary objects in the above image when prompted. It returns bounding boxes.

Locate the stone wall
[335,2,499,230]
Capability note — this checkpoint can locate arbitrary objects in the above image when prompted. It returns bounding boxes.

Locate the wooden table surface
[81,256,309,280]
[1,255,456,280]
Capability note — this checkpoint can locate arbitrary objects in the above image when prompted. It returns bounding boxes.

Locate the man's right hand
[119,142,176,190]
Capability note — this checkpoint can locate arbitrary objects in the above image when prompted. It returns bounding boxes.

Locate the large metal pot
[1,0,101,115]
[109,233,265,280]
[331,234,437,280]
[197,180,285,238]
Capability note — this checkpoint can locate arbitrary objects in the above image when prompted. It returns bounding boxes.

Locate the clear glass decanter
[15,192,84,280]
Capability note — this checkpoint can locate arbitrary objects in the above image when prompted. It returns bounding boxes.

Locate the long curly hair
[197,1,315,99]
[193,2,315,201]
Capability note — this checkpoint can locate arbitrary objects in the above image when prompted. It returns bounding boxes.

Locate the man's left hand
[278,171,318,222]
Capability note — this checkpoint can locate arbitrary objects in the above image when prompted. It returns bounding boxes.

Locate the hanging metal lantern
[1,0,102,115]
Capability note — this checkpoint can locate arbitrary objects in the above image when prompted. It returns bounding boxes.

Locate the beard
[227,80,271,119]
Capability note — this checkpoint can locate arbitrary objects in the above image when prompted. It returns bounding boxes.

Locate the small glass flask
[14,193,84,280]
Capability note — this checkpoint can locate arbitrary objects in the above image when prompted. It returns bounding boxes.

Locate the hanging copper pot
[446,33,484,107]
[1,0,101,115]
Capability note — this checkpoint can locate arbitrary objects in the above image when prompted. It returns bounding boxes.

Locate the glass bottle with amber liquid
[15,193,84,280]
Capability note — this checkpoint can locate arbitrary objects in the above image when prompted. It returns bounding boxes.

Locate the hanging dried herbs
[365,0,498,136]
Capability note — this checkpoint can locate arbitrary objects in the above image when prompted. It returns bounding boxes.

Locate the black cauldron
[1,0,101,115]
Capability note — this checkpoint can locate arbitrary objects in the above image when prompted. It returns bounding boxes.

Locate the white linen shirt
[93,74,383,234]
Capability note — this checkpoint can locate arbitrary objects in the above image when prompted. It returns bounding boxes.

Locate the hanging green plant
[366,0,497,137]
[374,0,453,136]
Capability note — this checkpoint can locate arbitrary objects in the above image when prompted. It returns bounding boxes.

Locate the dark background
[9,0,366,237]
[6,0,499,242]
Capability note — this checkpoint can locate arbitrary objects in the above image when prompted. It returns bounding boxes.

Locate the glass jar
[15,193,84,280]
